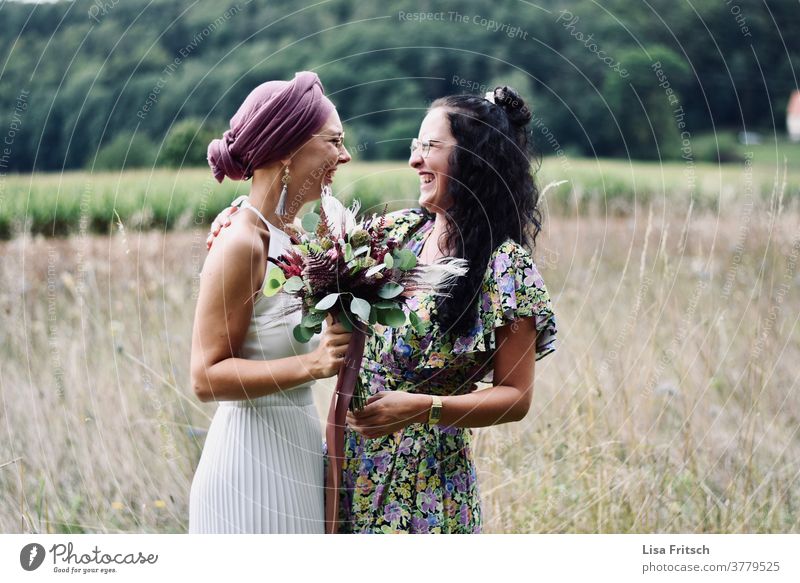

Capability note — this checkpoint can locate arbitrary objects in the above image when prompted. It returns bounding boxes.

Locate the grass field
[1,155,798,533]
[1,146,800,239]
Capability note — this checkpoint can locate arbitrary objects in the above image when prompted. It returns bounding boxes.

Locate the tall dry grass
[478,189,800,533]
[0,162,798,533]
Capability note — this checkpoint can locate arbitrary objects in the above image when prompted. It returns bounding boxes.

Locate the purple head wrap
[207,71,335,182]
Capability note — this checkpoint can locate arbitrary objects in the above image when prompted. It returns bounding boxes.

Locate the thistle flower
[349,228,370,248]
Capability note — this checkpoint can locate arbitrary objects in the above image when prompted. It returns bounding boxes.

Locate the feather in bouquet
[262,194,466,535]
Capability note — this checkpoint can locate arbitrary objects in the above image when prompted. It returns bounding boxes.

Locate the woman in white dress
[189,72,352,533]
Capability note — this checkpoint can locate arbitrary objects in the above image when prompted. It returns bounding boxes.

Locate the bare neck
[421,211,451,262]
[248,167,297,230]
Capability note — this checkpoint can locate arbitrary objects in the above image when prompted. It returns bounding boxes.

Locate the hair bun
[493,85,532,128]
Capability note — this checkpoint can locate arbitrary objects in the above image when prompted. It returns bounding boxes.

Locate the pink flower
[494,252,512,273]
[523,266,543,287]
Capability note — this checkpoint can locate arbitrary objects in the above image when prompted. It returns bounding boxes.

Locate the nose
[409,148,423,169]
[338,145,352,165]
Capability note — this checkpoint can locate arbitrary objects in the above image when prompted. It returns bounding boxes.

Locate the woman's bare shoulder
[212,212,269,259]
[203,213,269,287]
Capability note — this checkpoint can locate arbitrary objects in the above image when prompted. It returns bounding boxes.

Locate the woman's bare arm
[347,317,537,437]
[190,219,350,402]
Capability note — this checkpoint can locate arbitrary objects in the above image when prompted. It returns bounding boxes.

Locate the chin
[418,189,436,210]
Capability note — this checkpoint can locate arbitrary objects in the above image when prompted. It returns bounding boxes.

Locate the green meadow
[2,135,800,239]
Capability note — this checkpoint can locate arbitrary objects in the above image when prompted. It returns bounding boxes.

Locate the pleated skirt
[188,386,324,533]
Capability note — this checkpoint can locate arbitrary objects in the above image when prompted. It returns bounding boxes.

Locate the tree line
[0,0,797,173]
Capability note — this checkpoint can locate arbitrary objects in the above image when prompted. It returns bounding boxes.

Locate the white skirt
[188,387,324,533]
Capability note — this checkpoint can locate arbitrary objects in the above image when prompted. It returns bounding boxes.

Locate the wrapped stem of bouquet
[263,194,467,533]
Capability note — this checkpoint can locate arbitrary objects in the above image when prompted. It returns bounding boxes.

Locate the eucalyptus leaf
[338,316,354,332]
[366,263,386,277]
[383,253,394,269]
[283,276,304,293]
[377,282,404,299]
[394,248,417,271]
[263,266,286,297]
[301,212,320,233]
[409,310,426,334]
[302,310,326,328]
[350,296,371,322]
[377,307,407,327]
[315,293,341,311]
[293,324,314,343]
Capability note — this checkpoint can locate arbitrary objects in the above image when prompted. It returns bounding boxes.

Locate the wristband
[427,395,442,425]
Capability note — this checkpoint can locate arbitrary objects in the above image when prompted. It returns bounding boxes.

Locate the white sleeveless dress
[189,203,324,533]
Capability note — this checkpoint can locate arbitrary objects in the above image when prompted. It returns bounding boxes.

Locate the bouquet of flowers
[263,193,466,534]
[264,194,466,409]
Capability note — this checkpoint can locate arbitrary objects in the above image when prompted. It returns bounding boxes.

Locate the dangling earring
[276,165,290,216]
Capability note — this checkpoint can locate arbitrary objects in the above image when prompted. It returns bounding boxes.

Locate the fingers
[345,416,370,437]
[206,222,220,250]
[323,323,352,348]
[346,417,390,440]
[206,206,238,249]
[353,394,384,416]
[351,401,384,423]
[327,335,352,349]
[351,409,380,424]
[365,392,384,405]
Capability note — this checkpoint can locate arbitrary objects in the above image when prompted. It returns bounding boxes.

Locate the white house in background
[788,90,800,142]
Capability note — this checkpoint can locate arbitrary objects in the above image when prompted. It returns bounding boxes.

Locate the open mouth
[419,172,435,188]
[323,169,336,184]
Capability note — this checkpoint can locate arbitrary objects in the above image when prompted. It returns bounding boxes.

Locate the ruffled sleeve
[451,240,557,361]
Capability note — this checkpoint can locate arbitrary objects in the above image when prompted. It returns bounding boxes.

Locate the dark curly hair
[428,86,543,336]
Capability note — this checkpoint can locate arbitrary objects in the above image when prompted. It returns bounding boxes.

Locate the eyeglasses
[410,138,446,158]
[312,133,346,151]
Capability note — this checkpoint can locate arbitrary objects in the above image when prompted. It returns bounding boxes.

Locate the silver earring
[276,166,290,216]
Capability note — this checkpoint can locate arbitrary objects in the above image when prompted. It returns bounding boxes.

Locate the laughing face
[409,107,455,214]
[288,109,351,206]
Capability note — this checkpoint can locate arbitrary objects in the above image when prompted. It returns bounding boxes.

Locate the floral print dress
[336,208,558,533]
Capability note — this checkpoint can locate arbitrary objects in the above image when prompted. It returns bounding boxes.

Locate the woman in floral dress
[341,86,558,533]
